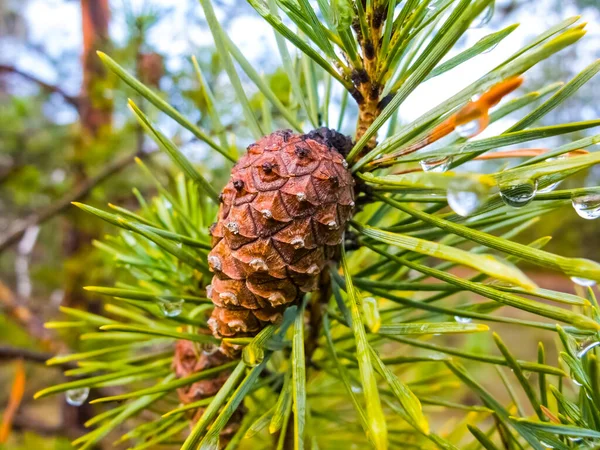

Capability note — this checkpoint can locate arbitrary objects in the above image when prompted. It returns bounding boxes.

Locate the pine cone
[207,128,355,354]
[172,341,242,444]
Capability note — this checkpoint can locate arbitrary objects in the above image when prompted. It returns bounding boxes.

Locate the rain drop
[537,181,561,193]
[159,299,184,317]
[201,343,219,356]
[447,177,489,217]
[296,192,307,202]
[571,194,600,220]
[570,276,597,287]
[455,119,482,138]
[327,221,338,230]
[499,180,537,208]
[362,297,381,332]
[577,340,600,358]
[454,316,472,324]
[66,387,90,406]
[261,209,273,220]
[538,155,565,193]
[481,42,499,54]
[471,0,494,28]
[420,156,453,173]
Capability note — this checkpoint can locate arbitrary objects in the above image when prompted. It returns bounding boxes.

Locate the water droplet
[481,42,499,54]
[471,0,494,28]
[571,194,600,220]
[577,340,600,358]
[296,192,307,202]
[455,119,483,138]
[454,316,472,324]
[351,384,363,393]
[420,156,453,173]
[261,209,273,220]
[208,255,222,271]
[570,276,597,287]
[540,442,555,449]
[201,343,219,356]
[499,180,537,208]
[291,237,305,249]
[226,222,239,234]
[342,160,349,169]
[206,284,213,298]
[327,221,338,230]
[447,177,489,217]
[249,258,268,272]
[362,297,381,332]
[159,299,184,317]
[537,181,561,193]
[243,345,264,367]
[66,387,90,406]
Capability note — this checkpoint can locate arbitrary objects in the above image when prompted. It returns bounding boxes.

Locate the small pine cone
[173,340,231,404]
[173,341,243,445]
[207,128,355,354]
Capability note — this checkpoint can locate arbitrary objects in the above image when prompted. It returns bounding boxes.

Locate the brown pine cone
[207,128,355,354]
[173,341,242,444]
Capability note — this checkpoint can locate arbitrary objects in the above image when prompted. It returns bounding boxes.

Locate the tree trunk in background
[80,0,112,137]
[61,0,112,437]
[62,0,112,310]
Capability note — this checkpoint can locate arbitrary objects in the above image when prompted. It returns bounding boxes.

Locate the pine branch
[0,64,80,109]
[0,346,76,370]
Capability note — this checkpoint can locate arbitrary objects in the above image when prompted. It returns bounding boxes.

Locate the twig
[11,415,64,437]
[0,64,80,109]
[0,281,51,346]
[0,149,153,253]
[0,346,77,369]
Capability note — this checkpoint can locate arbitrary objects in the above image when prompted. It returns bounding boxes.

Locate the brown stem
[355,94,380,149]
[0,346,77,370]
[0,65,80,109]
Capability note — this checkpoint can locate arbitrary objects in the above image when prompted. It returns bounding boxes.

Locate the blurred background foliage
[0,0,599,447]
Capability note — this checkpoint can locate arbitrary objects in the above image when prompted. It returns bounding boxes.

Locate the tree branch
[0,346,77,369]
[0,149,153,253]
[0,281,52,346]
[0,64,80,109]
